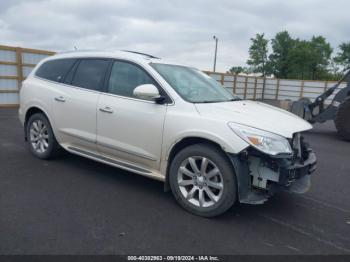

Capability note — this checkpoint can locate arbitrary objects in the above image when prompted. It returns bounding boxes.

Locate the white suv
[19,50,317,217]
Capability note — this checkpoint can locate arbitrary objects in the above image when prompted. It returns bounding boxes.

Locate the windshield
[150,63,240,103]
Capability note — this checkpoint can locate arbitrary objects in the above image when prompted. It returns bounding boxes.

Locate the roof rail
[57,49,100,54]
[121,50,161,59]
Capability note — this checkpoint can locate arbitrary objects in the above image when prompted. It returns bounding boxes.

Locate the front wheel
[169,144,237,217]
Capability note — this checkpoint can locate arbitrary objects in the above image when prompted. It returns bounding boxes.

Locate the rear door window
[71,59,109,91]
[35,59,76,82]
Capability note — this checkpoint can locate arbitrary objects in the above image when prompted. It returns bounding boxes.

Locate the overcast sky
[0,0,348,71]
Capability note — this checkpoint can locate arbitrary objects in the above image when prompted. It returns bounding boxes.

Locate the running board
[67,146,164,181]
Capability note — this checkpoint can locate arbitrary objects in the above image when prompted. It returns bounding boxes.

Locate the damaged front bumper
[229,134,317,204]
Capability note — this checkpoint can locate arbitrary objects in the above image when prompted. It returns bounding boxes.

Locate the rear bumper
[18,107,25,126]
[228,141,317,204]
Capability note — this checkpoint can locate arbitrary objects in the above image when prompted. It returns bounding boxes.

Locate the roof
[46,50,160,64]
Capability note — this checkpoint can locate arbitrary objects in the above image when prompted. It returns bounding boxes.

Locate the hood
[195,100,312,138]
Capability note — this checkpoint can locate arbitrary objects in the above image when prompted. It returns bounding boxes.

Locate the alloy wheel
[29,119,49,154]
[177,156,224,208]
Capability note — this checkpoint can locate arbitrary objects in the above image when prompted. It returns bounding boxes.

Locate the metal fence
[0,44,54,107]
[205,71,346,104]
[0,44,345,107]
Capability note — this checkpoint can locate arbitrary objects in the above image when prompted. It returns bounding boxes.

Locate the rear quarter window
[71,59,109,91]
[35,59,77,82]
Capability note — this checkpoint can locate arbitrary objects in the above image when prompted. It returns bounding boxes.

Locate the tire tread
[334,97,350,141]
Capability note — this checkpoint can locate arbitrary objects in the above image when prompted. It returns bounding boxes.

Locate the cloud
[0,0,348,71]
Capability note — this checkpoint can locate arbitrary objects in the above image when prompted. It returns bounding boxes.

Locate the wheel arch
[24,106,53,141]
[164,136,237,192]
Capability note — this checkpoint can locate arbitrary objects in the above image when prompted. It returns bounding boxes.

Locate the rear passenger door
[51,58,109,152]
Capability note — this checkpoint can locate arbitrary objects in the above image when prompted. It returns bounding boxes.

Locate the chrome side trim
[60,129,95,143]
[98,141,157,161]
[68,146,151,174]
[60,129,157,161]
[33,75,102,95]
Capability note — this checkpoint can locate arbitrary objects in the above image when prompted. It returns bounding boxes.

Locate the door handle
[99,106,114,114]
[54,96,66,102]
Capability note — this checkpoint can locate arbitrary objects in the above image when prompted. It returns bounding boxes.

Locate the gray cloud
[0,0,348,71]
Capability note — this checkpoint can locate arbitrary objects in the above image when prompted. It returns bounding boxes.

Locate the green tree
[228,66,245,74]
[328,58,343,80]
[285,36,332,80]
[269,31,295,78]
[286,39,311,79]
[231,31,338,80]
[308,36,332,79]
[247,33,270,76]
[334,42,350,71]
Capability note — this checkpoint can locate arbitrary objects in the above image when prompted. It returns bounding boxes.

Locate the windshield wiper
[194,97,241,103]
[228,98,241,101]
[195,100,222,103]
[195,98,240,103]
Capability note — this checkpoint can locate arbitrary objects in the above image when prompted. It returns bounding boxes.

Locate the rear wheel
[334,97,350,141]
[26,113,61,159]
[169,144,237,217]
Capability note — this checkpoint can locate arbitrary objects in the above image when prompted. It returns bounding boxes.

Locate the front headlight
[228,122,292,156]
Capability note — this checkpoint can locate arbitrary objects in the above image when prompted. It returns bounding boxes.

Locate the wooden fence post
[220,74,224,85]
[233,74,237,94]
[262,77,266,100]
[15,47,23,90]
[253,77,257,100]
[300,80,305,99]
[275,78,280,100]
[243,76,248,99]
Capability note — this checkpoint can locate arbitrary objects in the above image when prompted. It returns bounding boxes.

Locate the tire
[334,97,350,141]
[169,143,237,217]
[26,113,61,159]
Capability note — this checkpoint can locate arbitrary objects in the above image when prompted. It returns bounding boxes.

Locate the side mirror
[133,84,161,101]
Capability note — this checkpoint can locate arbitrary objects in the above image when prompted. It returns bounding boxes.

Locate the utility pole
[213,36,218,72]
